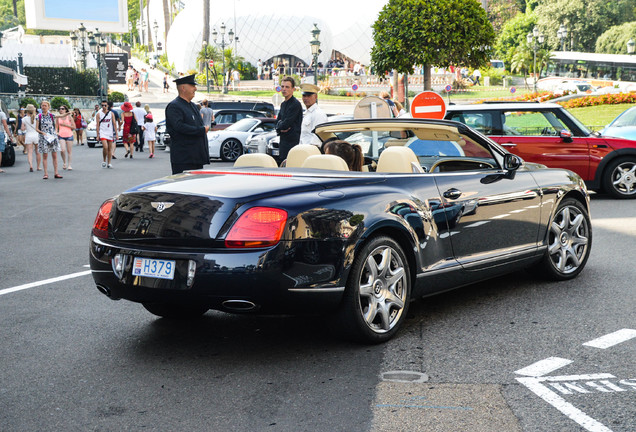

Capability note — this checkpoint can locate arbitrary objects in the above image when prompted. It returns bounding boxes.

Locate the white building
[165,0,388,73]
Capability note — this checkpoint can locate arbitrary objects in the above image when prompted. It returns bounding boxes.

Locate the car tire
[142,302,208,319]
[220,139,243,162]
[87,141,95,148]
[602,157,636,199]
[332,236,411,344]
[534,198,592,281]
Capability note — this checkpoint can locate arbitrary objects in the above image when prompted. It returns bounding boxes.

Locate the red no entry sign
[208,60,214,68]
[410,91,447,119]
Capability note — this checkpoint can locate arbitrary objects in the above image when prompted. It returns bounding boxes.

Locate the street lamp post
[128,21,133,46]
[628,39,635,55]
[557,24,568,52]
[310,24,321,85]
[202,40,210,94]
[89,30,108,99]
[70,23,88,71]
[212,23,233,94]
[153,20,158,52]
[527,27,544,94]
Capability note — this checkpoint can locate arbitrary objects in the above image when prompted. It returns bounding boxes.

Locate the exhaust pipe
[96,284,120,300]
[222,299,258,312]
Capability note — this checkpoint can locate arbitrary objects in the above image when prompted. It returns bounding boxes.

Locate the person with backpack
[95,100,118,168]
[0,107,14,172]
[120,102,137,158]
[35,100,62,179]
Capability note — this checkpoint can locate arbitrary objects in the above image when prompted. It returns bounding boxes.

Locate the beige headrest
[286,144,321,167]
[376,146,420,173]
[233,153,278,168]
[301,154,349,171]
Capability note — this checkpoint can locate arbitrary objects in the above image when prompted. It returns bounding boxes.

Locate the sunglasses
[101,104,108,107]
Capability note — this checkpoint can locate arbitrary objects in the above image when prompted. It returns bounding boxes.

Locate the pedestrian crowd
[1,97,159,177]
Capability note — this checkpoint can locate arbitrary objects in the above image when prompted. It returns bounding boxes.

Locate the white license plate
[272,149,279,156]
[133,258,175,280]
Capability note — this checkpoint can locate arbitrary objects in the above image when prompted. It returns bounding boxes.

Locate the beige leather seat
[376,146,422,173]
[301,154,349,171]
[286,144,321,168]
[233,153,278,168]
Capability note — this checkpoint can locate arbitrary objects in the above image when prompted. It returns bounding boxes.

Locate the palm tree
[162,0,171,35]
[510,45,532,90]
[202,0,209,45]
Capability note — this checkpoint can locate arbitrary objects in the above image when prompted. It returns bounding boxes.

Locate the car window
[502,111,570,136]
[612,109,636,127]
[216,113,233,124]
[260,122,275,132]
[235,112,255,121]
[448,112,496,135]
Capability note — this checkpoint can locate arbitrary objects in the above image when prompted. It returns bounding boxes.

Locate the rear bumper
[89,236,346,313]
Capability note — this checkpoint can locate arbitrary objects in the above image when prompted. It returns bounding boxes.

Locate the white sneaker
[101,162,107,168]
[107,164,113,169]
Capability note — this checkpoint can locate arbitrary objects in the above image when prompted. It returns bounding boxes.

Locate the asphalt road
[1,145,634,432]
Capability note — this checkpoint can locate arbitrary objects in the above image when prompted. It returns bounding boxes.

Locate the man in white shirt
[132,101,147,151]
[299,83,328,146]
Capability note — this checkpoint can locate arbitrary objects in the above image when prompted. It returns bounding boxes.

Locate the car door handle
[443,188,462,200]
[500,142,517,148]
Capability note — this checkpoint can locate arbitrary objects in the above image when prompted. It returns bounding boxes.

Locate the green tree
[487,0,522,33]
[596,22,636,54]
[494,11,537,72]
[534,0,635,52]
[371,0,495,90]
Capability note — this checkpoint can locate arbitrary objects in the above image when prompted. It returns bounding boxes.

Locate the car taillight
[92,199,114,239]
[225,207,288,248]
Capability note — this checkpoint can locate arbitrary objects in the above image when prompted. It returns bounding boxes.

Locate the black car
[90,118,592,343]
[208,100,275,118]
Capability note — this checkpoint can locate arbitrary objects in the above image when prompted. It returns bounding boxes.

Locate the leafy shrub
[20,97,39,108]
[108,91,126,103]
[559,92,636,109]
[50,96,71,110]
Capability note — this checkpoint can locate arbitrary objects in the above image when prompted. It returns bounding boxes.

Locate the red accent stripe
[190,170,293,177]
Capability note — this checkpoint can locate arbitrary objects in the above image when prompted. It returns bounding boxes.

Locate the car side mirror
[560,129,573,143]
[253,128,263,132]
[503,153,522,171]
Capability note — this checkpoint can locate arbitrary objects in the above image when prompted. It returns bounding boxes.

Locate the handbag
[81,118,87,128]
[1,140,15,167]
[129,115,139,134]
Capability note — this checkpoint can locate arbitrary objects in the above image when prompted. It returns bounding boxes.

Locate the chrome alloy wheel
[221,139,243,162]
[547,204,590,275]
[610,160,636,197]
[358,245,408,333]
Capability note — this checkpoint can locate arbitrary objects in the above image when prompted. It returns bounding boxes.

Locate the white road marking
[464,221,490,228]
[516,376,614,432]
[514,357,573,377]
[583,329,636,349]
[0,270,92,296]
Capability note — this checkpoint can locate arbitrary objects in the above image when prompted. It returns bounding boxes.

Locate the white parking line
[583,329,636,349]
[516,377,614,432]
[0,270,92,296]
[515,357,573,377]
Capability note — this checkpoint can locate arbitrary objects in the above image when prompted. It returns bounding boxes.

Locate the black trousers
[136,130,144,151]
[171,163,204,175]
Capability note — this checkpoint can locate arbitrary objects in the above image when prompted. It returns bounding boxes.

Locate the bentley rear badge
[151,202,174,213]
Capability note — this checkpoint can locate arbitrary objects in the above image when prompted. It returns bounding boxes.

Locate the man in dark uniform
[275,76,303,165]
[165,74,210,174]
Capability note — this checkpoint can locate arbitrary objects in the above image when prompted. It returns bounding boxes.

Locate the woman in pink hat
[142,113,157,158]
[120,101,136,158]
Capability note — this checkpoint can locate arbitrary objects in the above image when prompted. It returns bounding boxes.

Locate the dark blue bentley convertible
[90,118,592,343]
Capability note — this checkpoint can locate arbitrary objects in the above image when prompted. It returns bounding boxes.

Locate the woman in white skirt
[22,104,40,172]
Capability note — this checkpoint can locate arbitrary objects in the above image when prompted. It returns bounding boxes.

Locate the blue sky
[44,0,120,22]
